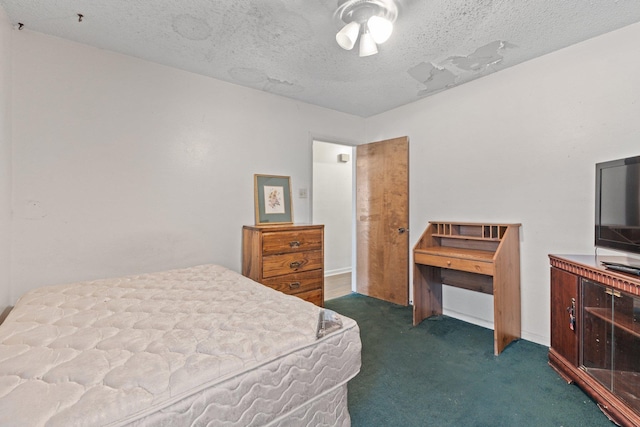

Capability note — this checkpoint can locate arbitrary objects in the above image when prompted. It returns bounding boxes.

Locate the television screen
[595,155,640,255]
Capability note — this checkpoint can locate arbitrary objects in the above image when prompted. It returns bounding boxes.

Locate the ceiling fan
[335,0,398,57]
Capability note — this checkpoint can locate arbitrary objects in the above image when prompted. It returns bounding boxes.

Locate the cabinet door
[550,267,579,366]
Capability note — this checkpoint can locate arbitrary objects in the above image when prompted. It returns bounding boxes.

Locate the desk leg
[493,269,522,355]
[413,264,443,325]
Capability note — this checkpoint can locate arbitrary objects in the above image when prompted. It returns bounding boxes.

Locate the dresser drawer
[414,252,494,276]
[263,250,323,278]
[262,229,323,255]
[261,270,322,295]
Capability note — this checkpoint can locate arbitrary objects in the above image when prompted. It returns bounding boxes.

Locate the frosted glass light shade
[336,21,361,50]
[367,16,393,44]
[359,31,378,57]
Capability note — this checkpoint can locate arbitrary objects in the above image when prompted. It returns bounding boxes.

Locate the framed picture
[254,174,293,225]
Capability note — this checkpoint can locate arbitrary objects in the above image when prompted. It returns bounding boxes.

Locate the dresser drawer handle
[289,261,302,269]
[289,282,301,290]
[289,241,301,248]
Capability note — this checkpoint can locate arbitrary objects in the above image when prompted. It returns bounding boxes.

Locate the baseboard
[325,267,352,277]
[520,330,548,347]
[441,309,549,347]
[442,309,494,331]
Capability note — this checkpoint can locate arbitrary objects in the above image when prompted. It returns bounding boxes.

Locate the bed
[0,264,361,426]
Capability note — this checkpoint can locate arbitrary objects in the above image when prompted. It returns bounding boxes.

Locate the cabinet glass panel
[613,290,640,414]
[581,279,640,416]
[581,280,613,389]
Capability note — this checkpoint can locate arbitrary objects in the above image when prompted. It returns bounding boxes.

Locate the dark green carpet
[326,294,613,427]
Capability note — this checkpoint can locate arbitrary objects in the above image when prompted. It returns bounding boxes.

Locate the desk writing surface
[414,249,495,276]
[414,246,495,262]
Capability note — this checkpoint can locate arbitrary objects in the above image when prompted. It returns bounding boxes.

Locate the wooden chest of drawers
[242,224,324,307]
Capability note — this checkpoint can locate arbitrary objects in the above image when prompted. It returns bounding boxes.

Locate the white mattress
[0,264,361,426]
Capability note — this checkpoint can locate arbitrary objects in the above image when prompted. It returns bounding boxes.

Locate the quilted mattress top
[0,264,342,426]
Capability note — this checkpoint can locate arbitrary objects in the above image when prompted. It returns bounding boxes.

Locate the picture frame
[254,174,293,225]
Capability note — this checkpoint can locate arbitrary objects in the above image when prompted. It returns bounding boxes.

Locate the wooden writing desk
[413,222,521,355]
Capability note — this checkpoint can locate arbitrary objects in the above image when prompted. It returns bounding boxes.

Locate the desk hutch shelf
[413,222,521,355]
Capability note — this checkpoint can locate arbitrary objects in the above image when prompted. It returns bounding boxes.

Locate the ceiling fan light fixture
[335,0,398,57]
[367,15,393,44]
[359,30,378,57]
[336,21,361,50]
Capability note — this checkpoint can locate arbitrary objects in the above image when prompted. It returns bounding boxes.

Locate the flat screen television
[595,155,640,260]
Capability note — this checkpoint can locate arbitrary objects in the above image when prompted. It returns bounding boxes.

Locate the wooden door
[550,267,579,366]
[356,137,409,305]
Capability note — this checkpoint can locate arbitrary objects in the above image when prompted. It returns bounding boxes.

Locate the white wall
[312,140,353,275]
[7,14,640,347]
[0,8,12,312]
[9,30,364,302]
[365,22,640,346]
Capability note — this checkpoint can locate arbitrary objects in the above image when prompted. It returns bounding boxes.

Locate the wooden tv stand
[549,255,640,426]
[413,222,521,355]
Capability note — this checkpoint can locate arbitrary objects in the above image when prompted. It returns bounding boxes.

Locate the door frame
[311,136,410,299]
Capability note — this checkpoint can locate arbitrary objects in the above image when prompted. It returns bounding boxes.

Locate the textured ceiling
[2,0,640,117]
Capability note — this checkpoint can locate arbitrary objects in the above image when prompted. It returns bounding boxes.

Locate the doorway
[312,137,410,305]
[312,140,354,300]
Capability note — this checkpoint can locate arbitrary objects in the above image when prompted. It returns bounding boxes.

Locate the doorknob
[398,227,408,234]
